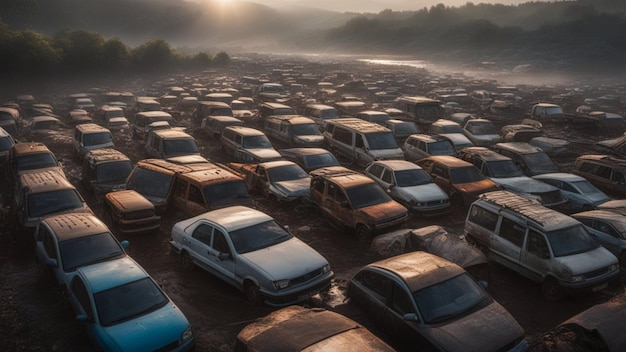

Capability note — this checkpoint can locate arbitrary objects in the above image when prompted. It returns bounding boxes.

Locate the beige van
[264,115,324,147]
[323,118,404,166]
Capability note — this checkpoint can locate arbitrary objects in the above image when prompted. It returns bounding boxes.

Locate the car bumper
[559,270,621,296]
[411,203,450,217]
[262,272,334,307]
[114,216,161,235]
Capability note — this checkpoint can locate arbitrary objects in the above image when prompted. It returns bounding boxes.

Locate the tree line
[0,22,230,77]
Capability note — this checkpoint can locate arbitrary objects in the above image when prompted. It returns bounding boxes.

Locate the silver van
[323,118,404,166]
[220,126,281,163]
[264,115,324,147]
[465,190,620,301]
[303,103,339,130]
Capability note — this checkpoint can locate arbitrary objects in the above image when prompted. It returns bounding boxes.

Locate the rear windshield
[365,132,399,150]
[126,168,173,198]
[16,152,57,171]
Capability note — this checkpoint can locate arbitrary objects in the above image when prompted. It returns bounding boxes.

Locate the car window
[527,230,549,258]
[354,270,392,302]
[593,220,620,238]
[368,164,384,178]
[577,161,597,173]
[596,165,612,179]
[381,168,393,184]
[391,283,413,316]
[328,183,348,204]
[192,224,213,246]
[188,184,204,205]
[71,276,94,320]
[60,233,124,271]
[43,230,57,260]
[212,229,230,254]
[431,164,448,179]
[498,217,525,247]
[468,205,498,231]
[611,171,625,183]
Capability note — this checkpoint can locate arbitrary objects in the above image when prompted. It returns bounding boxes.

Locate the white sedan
[170,206,333,306]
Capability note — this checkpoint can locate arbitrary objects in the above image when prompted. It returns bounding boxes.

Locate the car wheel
[354,224,371,241]
[541,277,563,301]
[244,281,263,305]
[180,251,195,271]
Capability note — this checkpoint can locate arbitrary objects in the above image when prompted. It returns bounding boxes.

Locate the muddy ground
[1,59,625,351]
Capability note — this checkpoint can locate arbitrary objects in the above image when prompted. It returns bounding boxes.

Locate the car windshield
[449,166,486,184]
[441,125,463,134]
[146,116,174,124]
[487,160,523,178]
[466,121,496,135]
[346,183,392,209]
[291,124,321,136]
[304,153,340,170]
[32,120,61,130]
[28,189,83,218]
[203,181,251,206]
[0,137,13,151]
[229,220,293,254]
[126,168,173,198]
[365,132,399,150]
[428,141,455,155]
[273,108,294,115]
[242,135,272,148]
[16,153,57,171]
[393,122,419,136]
[320,110,339,119]
[163,139,199,156]
[414,273,489,324]
[267,164,309,182]
[83,132,112,146]
[60,233,124,271]
[96,161,133,184]
[546,225,599,257]
[522,153,557,172]
[414,105,445,120]
[95,277,168,327]
[395,169,433,187]
[210,108,233,117]
[572,180,602,194]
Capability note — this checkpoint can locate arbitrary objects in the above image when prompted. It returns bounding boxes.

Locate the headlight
[180,326,193,344]
[570,275,584,283]
[273,279,291,290]
[322,264,331,274]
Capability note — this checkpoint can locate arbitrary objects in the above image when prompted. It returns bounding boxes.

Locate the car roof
[423,155,472,168]
[77,256,147,293]
[572,210,626,232]
[224,126,265,136]
[369,159,421,171]
[368,251,464,292]
[12,142,53,156]
[478,190,580,231]
[20,170,74,193]
[577,154,626,167]
[279,147,331,156]
[178,166,242,185]
[265,115,314,124]
[105,190,155,212]
[533,173,586,182]
[461,147,510,161]
[151,129,193,139]
[310,166,373,188]
[76,123,110,133]
[136,111,173,118]
[186,206,272,232]
[326,118,390,133]
[493,142,543,154]
[134,158,214,175]
[85,148,130,164]
[42,213,110,241]
[407,134,446,143]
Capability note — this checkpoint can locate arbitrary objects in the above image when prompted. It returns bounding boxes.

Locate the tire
[180,251,195,271]
[355,224,371,241]
[541,277,563,301]
[244,281,263,305]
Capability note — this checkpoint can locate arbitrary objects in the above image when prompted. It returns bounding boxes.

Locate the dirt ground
[1,59,625,351]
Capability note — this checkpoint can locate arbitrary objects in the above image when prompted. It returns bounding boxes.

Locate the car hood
[103,303,189,351]
[359,200,407,220]
[247,148,282,160]
[273,178,311,197]
[423,301,524,352]
[555,246,617,275]
[492,176,556,193]
[396,183,448,202]
[454,179,499,195]
[583,192,611,206]
[241,238,327,280]
[368,148,404,160]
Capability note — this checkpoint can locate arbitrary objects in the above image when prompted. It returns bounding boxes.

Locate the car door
[519,229,551,282]
[186,223,215,273]
[588,219,622,255]
[207,228,237,286]
[70,276,109,350]
[490,217,524,272]
[326,182,354,228]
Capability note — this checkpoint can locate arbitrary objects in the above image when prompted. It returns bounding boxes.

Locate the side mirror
[45,258,58,268]
[217,252,231,261]
[120,240,129,249]
[75,313,89,322]
[403,313,418,322]
[340,200,349,208]
[479,280,489,289]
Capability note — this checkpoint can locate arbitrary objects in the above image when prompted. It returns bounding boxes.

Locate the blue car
[68,256,194,352]
[533,173,610,211]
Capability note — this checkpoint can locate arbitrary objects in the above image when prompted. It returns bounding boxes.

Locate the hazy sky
[254,0,537,13]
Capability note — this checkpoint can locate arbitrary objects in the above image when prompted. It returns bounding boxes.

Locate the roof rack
[479,191,549,226]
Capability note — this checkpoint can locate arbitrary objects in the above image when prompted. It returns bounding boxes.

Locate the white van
[264,115,324,147]
[323,118,404,166]
[465,190,620,301]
